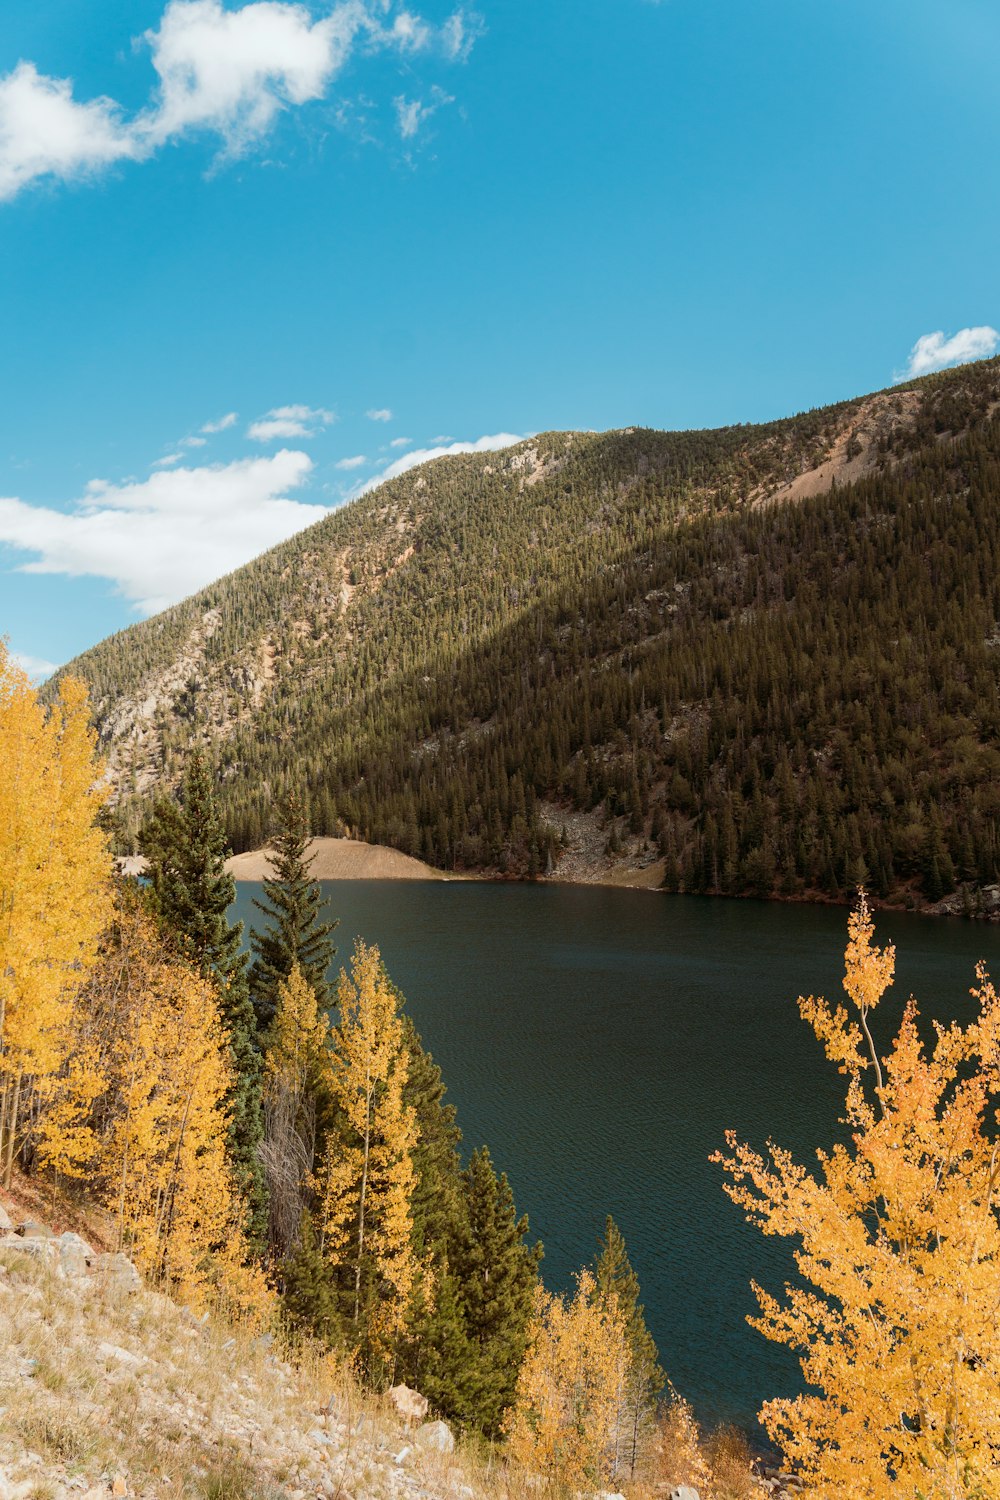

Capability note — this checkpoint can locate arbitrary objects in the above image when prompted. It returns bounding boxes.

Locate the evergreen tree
[281,1211,341,1347]
[593,1216,665,1475]
[452,1147,542,1435]
[139,751,267,1248]
[402,1014,463,1258]
[249,792,338,1034]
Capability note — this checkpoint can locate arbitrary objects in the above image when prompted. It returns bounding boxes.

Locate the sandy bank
[226,835,453,882]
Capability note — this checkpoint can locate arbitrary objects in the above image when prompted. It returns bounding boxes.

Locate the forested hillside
[55,359,1000,907]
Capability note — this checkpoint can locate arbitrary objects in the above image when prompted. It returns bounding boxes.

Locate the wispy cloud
[335,453,367,470]
[0,450,328,615]
[395,85,453,140]
[389,435,411,448]
[247,403,335,441]
[441,9,485,62]
[896,325,1000,382]
[152,451,184,467]
[201,410,238,433]
[366,407,393,422]
[357,431,524,492]
[0,0,483,202]
[10,649,59,683]
[382,11,432,53]
[180,434,207,448]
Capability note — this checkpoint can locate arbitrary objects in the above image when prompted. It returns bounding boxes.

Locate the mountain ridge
[53,359,1000,909]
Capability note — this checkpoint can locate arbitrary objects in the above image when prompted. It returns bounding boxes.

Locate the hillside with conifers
[54,358,1000,909]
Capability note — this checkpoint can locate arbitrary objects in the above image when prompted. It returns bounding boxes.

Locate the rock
[0,1202,14,1233]
[668,1488,701,1500]
[58,1231,94,1278]
[0,1237,51,1259]
[17,1219,53,1239]
[415,1420,454,1455]
[388,1384,429,1426]
[111,1477,128,1499]
[92,1252,141,1293]
[392,1447,412,1466]
[97,1341,144,1367]
[597,1494,627,1500]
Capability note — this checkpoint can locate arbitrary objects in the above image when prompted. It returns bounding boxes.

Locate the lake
[230,881,1000,1433]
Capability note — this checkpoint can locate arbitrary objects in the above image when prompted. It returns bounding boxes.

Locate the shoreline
[117,838,1000,921]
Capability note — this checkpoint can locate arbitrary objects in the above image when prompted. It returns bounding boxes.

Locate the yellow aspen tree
[0,647,111,1186]
[262,963,332,1257]
[318,940,418,1363]
[93,904,267,1316]
[714,894,1000,1499]
[506,1267,631,1490]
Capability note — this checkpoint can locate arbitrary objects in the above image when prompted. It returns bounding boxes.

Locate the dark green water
[230,882,1000,1433]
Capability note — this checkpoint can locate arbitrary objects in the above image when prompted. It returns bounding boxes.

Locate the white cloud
[395,86,452,140]
[0,61,140,201]
[896,325,1000,382]
[247,403,335,440]
[335,453,367,469]
[201,410,238,432]
[389,435,411,448]
[137,0,368,155]
[366,407,393,422]
[0,0,477,201]
[358,431,524,492]
[152,451,185,467]
[180,433,207,447]
[10,649,59,683]
[0,449,328,615]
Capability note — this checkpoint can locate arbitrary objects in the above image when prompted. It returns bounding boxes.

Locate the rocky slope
[0,1206,473,1500]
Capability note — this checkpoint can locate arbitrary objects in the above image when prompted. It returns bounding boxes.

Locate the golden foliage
[714,894,1000,1498]
[318,940,418,1355]
[262,963,332,1257]
[266,962,331,1098]
[0,645,111,1186]
[98,905,266,1312]
[652,1389,713,1497]
[506,1267,631,1489]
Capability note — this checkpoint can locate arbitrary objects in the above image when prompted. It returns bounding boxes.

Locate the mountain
[55,360,1000,909]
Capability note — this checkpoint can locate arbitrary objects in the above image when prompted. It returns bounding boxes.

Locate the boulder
[669,1488,701,1500]
[388,1384,429,1426]
[58,1231,94,1278]
[92,1251,142,1293]
[415,1420,455,1455]
[0,1202,14,1233]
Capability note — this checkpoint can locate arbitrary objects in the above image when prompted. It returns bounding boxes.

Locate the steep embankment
[54,360,1000,910]
[0,1204,477,1500]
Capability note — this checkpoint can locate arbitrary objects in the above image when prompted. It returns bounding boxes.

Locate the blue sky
[2,0,999,675]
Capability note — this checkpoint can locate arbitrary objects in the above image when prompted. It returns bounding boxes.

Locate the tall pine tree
[140,751,267,1248]
[452,1148,541,1435]
[592,1216,664,1476]
[249,792,338,1033]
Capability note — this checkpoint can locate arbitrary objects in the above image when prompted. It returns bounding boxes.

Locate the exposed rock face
[927,883,1000,922]
[388,1384,430,1426]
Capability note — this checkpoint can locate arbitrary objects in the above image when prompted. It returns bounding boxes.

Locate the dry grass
[0,1245,457,1500]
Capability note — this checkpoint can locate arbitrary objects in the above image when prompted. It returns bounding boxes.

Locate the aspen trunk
[2,1070,22,1188]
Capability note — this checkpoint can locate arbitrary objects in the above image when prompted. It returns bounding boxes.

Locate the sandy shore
[225,836,452,882]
